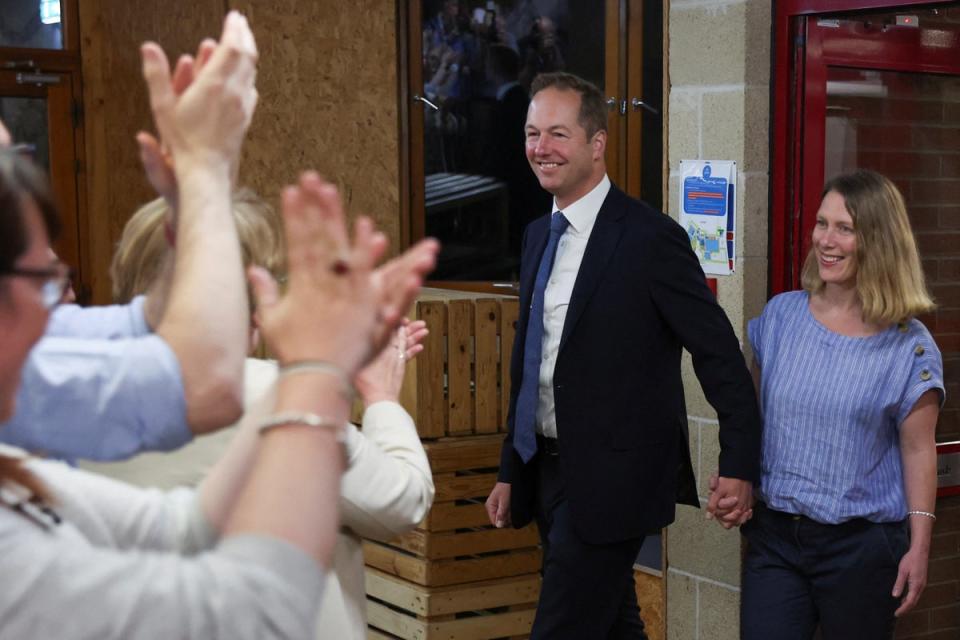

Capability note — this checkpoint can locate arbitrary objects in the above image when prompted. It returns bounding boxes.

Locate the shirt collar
[552,174,610,236]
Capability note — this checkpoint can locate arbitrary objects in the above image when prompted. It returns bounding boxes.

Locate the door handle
[412,94,439,111]
[631,98,659,115]
[17,72,60,86]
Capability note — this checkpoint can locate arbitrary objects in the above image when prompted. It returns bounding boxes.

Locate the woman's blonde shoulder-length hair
[801,169,934,325]
[111,187,285,303]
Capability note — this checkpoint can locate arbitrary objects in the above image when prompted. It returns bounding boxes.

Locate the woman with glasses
[736,170,942,639]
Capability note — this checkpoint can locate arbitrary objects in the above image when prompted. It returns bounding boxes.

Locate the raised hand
[140,11,258,171]
[250,172,438,378]
[354,319,428,406]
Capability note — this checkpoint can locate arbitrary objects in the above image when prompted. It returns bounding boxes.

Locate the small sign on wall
[679,160,737,276]
[938,441,960,498]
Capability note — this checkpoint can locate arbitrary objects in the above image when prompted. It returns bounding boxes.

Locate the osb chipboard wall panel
[79,1,400,304]
[79,0,226,303]
[231,0,401,252]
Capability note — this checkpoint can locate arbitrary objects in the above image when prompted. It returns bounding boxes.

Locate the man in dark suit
[485,72,761,639]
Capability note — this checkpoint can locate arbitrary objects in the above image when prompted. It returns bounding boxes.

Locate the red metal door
[773,0,960,446]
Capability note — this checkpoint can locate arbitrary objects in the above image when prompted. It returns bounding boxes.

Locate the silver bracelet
[907,510,936,521]
[278,361,353,399]
[257,411,343,438]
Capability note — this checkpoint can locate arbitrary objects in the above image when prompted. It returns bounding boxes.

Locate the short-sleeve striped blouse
[747,290,944,524]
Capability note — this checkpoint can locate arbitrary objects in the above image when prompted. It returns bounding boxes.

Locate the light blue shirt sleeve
[0,334,191,461]
[45,296,151,339]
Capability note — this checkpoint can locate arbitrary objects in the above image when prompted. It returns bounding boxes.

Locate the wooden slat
[417,301,447,438]
[389,526,540,560]
[446,300,474,434]
[420,501,490,531]
[365,568,540,617]
[474,299,500,433]
[424,435,503,473]
[499,300,519,433]
[364,541,542,587]
[368,597,536,640]
[367,600,421,640]
[432,471,499,502]
[426,607,536,640]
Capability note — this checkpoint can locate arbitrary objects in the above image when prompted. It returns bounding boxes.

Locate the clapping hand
[354,320,429,407]
[249,172,438,379]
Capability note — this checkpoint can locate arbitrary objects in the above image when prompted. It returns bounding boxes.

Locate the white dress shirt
[536,174,611,438]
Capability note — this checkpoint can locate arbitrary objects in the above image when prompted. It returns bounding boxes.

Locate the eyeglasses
[0,263,74,309]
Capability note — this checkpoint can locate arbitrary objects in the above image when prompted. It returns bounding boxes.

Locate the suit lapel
[558,188,627,352]
[517,216,551,336]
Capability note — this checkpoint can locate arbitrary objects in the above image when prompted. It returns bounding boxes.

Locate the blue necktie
[514,212,569,463]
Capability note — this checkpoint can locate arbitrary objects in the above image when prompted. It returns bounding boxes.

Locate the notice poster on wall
[679,160,737,276]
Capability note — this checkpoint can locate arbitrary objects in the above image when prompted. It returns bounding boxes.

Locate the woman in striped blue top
[739,170,943,639]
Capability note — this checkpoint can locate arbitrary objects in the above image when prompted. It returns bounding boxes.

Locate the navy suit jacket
[498,185,761,545]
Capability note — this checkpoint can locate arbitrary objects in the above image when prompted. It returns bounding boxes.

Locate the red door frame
[771,0,958,294]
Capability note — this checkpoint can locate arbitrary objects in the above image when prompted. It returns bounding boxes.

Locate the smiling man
[485,72,762,639]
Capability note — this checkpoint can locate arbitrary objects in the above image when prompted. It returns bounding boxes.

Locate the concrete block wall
[664,2,772,638]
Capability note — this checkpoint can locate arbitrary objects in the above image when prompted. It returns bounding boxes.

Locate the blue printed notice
[679,160,737,275]
[683,165,728,216]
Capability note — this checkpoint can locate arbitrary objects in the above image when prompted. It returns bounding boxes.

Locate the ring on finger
[330,257,350,275]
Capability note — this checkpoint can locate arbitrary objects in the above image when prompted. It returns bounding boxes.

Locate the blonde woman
[738,170,942,639]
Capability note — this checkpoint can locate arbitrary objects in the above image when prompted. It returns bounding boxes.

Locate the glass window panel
[421,0,604,281]
[824,65,960,440]
[0,96,50,172]
[0,0,64,50]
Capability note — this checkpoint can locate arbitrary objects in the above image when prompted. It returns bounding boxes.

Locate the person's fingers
[194,38,217,74]
[141,43,175,124]
[705,489,721,519]
[709,472,719,492]
[280,185,314,283]
[716,495,739,511]
[351,217,386,275]
[171,54,195,96]
[220,11,258,58]
[248,265,280,314]
[496,498,510,528]
[136,131,175,198]
[136,132,162,167]
[894,573,920,617]
[404,343,425,360]
[406,323,429,349]
[485,495,499,527]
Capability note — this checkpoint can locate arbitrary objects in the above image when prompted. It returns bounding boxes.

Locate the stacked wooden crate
[364,291,541,640]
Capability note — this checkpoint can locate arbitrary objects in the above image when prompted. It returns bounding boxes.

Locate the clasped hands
[706,473,754,529]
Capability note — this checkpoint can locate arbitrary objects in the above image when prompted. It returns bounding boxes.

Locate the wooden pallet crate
[394,291,519,439]
[364,435,541,587]
[366,568,538,640]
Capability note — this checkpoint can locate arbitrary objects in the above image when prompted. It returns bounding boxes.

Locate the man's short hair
[530,72,608,138]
